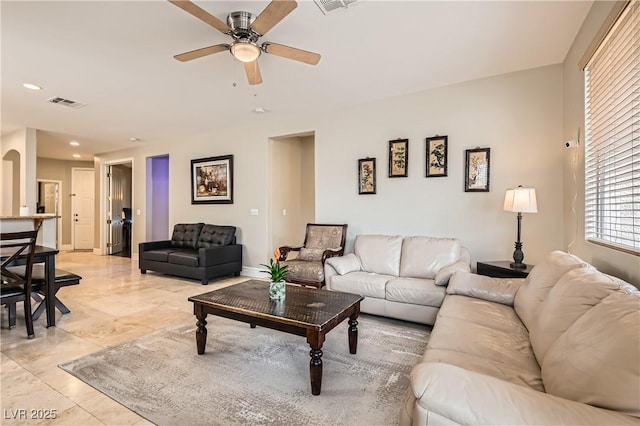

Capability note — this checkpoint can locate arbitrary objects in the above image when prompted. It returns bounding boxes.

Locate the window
[584,0,639,255]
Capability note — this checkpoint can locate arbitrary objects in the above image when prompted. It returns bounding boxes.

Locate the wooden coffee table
[188,279,364,395]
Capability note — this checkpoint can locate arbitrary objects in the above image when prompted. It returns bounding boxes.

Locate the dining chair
[1,229,39,338]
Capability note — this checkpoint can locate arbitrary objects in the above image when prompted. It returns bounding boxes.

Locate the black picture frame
[388,139,408,177]
[425,135,448,177]
[191,154,234,204]
[358,158,376,194]
[464,148,490,192]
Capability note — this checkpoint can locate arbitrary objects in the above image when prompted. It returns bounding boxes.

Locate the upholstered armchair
[277,224,348,288]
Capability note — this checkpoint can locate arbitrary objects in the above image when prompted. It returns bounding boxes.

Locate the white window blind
[584,0,639,255]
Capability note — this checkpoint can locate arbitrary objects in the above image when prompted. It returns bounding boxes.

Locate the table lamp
[504,186,537,269]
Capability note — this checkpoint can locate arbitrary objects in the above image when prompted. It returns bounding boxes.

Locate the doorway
[145,155,169,241]
[36,179,62,247]
[107,162,133,257]
[268,133,315,255]
[71,168,95,250]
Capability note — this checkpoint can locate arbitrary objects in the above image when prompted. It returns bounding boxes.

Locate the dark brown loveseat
[139,223,242,285]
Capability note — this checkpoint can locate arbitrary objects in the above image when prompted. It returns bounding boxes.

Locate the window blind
[584,0,639,255]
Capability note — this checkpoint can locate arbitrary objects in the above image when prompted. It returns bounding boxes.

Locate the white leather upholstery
[386,277,446,307]
[402,251,640,426]
[354,234,403,276]
[326,235,470,325]
[399,237,460,279]
[514,250,591,329]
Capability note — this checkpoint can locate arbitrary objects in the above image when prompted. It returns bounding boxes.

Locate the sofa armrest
[199,244,242,267]
[325,253,362,275]
[446,271,523,306]
[321,247,344,264]
[139,240,172,252]
[409,363,637,426]
[278,245,302,261]
[434,260,471,286]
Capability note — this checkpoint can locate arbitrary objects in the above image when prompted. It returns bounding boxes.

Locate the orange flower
[273,247,281,261]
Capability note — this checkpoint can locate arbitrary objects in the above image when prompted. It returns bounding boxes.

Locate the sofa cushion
[142,249,173,262]
[329,271,393,299]
[428,295,543,391]
[541,286,640,417]
[197,225,236,248]
[171,223,204,249]
[167,250,200,267]
[399,237,461,279]
[529,268,624,364]
[386,277,445,307]
[514,250,591,330]
[354,235,403,276]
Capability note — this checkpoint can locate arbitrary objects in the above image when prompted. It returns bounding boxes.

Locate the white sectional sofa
[324,235,470,325]
[401,251,640,425]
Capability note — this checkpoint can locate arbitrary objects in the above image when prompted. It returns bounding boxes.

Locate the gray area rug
[60,314,429,426]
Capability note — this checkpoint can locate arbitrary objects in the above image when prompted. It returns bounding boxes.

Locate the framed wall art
[191,154,234,204]
[358,157,376,194]
[425,135,448,177]
[388,139,408,177]
[464,148,490,192]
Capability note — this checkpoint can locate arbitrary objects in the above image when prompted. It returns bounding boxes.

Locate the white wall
[96,64,565,274]
[562,1,639,286]
[1,128,37,214]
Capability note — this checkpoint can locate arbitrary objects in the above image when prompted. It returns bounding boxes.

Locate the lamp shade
[504,187,538,213]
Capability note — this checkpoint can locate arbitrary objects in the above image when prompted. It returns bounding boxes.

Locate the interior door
[72,169,95,250]
[108,165,124,254]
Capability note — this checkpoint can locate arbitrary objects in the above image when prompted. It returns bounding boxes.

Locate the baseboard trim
[93,248,102,255]
[60,244,74,251]
[241,266,263,278]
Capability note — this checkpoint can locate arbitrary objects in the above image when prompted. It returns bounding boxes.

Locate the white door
[72,169,95,250]
[108,165,124,254]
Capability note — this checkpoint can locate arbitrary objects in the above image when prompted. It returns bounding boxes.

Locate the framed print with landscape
[388,139,408,177]
[358,158,376,194]
[464,148,490,192]
[425,135,448,177]
[191,154,234,204]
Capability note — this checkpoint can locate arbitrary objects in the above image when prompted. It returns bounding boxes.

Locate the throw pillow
[298,248,324,262]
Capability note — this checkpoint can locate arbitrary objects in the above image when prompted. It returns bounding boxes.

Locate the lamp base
[512,241,525,268]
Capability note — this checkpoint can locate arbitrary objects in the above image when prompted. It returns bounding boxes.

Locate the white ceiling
[1,0,593,161]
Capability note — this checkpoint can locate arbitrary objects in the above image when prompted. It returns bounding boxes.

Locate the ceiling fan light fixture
[231,40,261,63]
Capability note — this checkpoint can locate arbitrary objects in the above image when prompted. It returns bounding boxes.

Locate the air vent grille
[314,0,358,15]
[47,96,86,109]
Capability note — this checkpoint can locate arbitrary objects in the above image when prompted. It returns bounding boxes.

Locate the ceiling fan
[169,0,321,85]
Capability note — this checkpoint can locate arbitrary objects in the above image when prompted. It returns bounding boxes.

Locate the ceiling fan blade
[174,44,229,62]
[263,42,321,65]
[251,0,297,36]
[168,0,230,33]
[243,61,263,85]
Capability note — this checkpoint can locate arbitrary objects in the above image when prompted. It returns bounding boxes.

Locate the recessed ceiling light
[129,137,140,142]
[254,107,265,113]
[72,154,81,158]
[69,141,80,146]
[23,83,42,90]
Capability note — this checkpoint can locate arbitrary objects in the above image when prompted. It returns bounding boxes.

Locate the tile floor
[1,251,246,425]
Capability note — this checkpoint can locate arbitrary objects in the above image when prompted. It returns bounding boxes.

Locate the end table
[476,261,534,278]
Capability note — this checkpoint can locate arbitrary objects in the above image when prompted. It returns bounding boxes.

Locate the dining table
[1,245,60,327]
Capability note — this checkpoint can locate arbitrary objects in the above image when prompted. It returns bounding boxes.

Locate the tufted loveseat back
[170,223,204,249]
[198,225,236,248]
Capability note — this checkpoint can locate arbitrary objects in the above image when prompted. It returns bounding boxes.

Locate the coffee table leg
[307,333,325,395]
[348,316,359,354]
[196,313,208,355]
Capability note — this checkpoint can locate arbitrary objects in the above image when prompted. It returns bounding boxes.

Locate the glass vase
[269,280,286,301]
